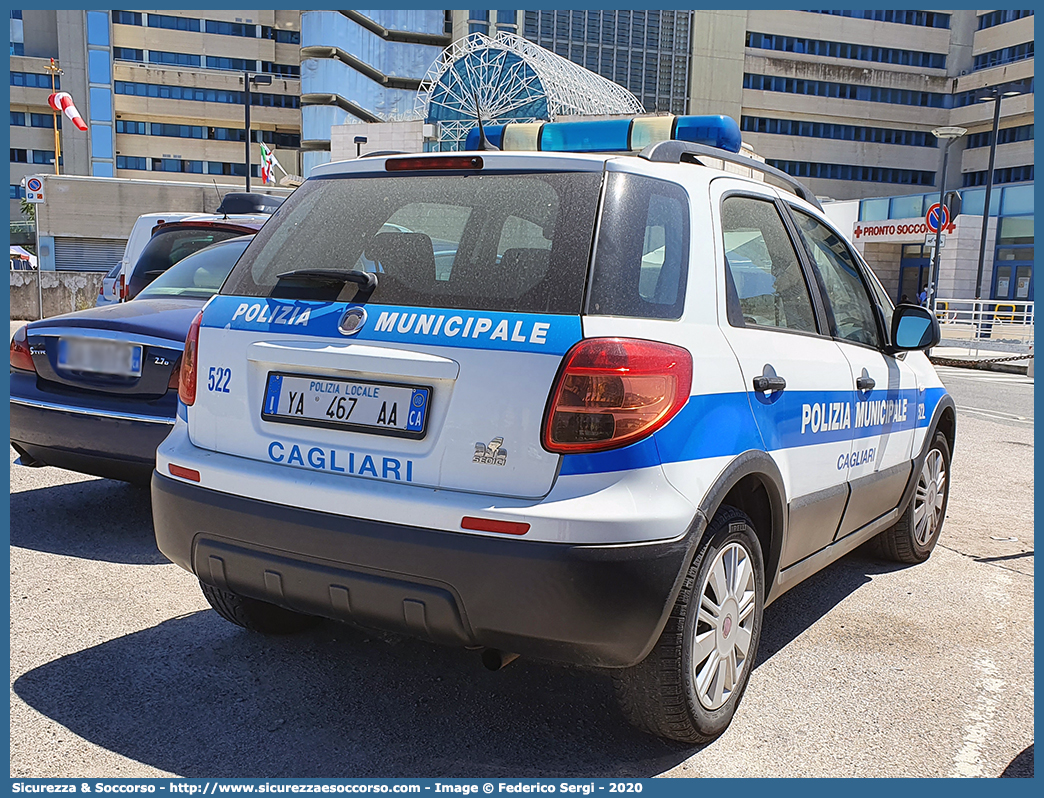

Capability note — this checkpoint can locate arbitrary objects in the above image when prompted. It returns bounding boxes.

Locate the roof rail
[639,141,823,211]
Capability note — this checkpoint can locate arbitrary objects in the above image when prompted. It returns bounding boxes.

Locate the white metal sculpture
[417,32,645,150]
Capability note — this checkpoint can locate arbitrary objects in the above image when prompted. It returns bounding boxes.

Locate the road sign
[925,233,947,249]
[926,203,949,234]
[25,177,45,204]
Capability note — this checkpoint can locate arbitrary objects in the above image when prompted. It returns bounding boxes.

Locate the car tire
[199,581,321,635]
[613,506,765,744]
[874,432,951,564]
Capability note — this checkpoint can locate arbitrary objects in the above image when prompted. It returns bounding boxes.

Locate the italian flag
[259,140,284,185]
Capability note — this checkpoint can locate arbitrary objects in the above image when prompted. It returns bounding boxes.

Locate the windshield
[136,236,252,300]
[221,171,604,314]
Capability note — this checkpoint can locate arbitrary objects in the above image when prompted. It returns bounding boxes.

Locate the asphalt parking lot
[9,362,1033,779]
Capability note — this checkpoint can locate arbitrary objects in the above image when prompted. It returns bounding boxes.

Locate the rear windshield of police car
[221,172,603,315]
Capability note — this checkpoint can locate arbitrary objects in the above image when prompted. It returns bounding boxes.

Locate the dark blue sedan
[10,235,253,483]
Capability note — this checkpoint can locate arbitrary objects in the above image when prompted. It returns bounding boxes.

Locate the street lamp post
[927,126,966,317]
[243,71,273,192]
[973,87,1020,299]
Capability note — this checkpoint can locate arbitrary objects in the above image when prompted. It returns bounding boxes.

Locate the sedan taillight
[543,338,692,454]
[10,325,36,372]
[178,312,203,405]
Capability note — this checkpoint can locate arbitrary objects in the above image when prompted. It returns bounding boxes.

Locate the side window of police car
[791,209,882,348]
[720,196,818,333]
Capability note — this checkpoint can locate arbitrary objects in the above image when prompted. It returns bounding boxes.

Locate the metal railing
[932,297,1033,346]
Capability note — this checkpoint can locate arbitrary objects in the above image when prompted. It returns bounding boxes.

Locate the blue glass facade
[521,10,692,115]
[300,10,446,173]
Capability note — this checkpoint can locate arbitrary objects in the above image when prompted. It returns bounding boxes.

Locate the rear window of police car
[221,170,689,319]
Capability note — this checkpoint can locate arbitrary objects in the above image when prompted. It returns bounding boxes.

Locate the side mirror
[891,304,941,351]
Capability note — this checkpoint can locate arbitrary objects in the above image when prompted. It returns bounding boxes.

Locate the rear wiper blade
[275,269,378,292]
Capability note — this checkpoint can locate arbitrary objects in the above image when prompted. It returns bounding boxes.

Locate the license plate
[261,373,430,439]
[57,338,143,377]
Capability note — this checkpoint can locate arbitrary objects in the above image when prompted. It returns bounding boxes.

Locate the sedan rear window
[221,172,603,315]
[129,226,245,298]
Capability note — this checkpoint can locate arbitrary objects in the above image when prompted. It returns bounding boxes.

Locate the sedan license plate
[262,373,430,439]
[57,338,143,377]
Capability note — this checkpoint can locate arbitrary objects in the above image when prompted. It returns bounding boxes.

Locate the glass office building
[300,9,448,175]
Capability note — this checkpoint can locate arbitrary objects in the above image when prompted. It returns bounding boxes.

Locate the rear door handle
[856,376,876,391]
[753,375,786,393]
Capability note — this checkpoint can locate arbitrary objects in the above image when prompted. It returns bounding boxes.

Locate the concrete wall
[33,173,291,241]
[10,270,105,320]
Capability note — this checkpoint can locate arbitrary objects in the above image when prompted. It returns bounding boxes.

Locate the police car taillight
[9,325,36,372]
[543,338,692,454]
[178,312,203,406]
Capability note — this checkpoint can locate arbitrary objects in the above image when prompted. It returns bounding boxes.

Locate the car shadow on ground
[13,611,693,778]
[9,476,165,564]
[13,546,909,778]
[756,547,910,664]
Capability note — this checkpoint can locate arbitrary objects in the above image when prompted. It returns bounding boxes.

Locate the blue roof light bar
[464,115,743,154]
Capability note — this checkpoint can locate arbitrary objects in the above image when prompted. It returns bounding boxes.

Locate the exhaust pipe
[481,648,520,671]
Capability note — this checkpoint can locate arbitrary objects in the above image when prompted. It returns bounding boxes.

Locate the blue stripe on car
[202,296,583,356]
[560,387,947,475]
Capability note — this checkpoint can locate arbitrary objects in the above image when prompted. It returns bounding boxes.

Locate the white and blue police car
[151,115,955,743]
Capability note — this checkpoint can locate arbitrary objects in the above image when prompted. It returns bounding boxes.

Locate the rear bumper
[152,472,699,668]
[10,390,173,483]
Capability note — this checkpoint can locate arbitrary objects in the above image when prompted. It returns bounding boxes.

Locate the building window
[207,161,260,177]
[115,120,147,134]
[496,11,516,25]
[11,43,24,55]
[205,56,256,72]
[973,42,1034,71]
[11,184,25,199]
[746,31,945,69]
[11,148,28,163]
[802,10,950,28]
[112,11,142,26]
[978,10,1033,30]
[469,23,489,35]
[11,72,60,89]
[89,87,112,121]
[965,124,1035,149]
[205,20,256,38]
[116,155,148,170]
[152,157,203,174]
[10,10,22,19]
[88,49,111,84]
[31,113,60,129]
[954,79,1034,108]
[261,26,300,44]
[768,159,935,185]
[962,165,1035,187]
[151,122,205,138]
[91,124,113,158]
[261,61,300,77]
[741,116,937,147]
[743,73,949,107]
[92,162,114,177]
[86,10,110,46]
[113,48,144,62]
[147,14,200,32]
[469,11,489,22]
[33,150,57,164]
[115,80,300,108]
[10,111,25,126]
[149,51,202,67]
